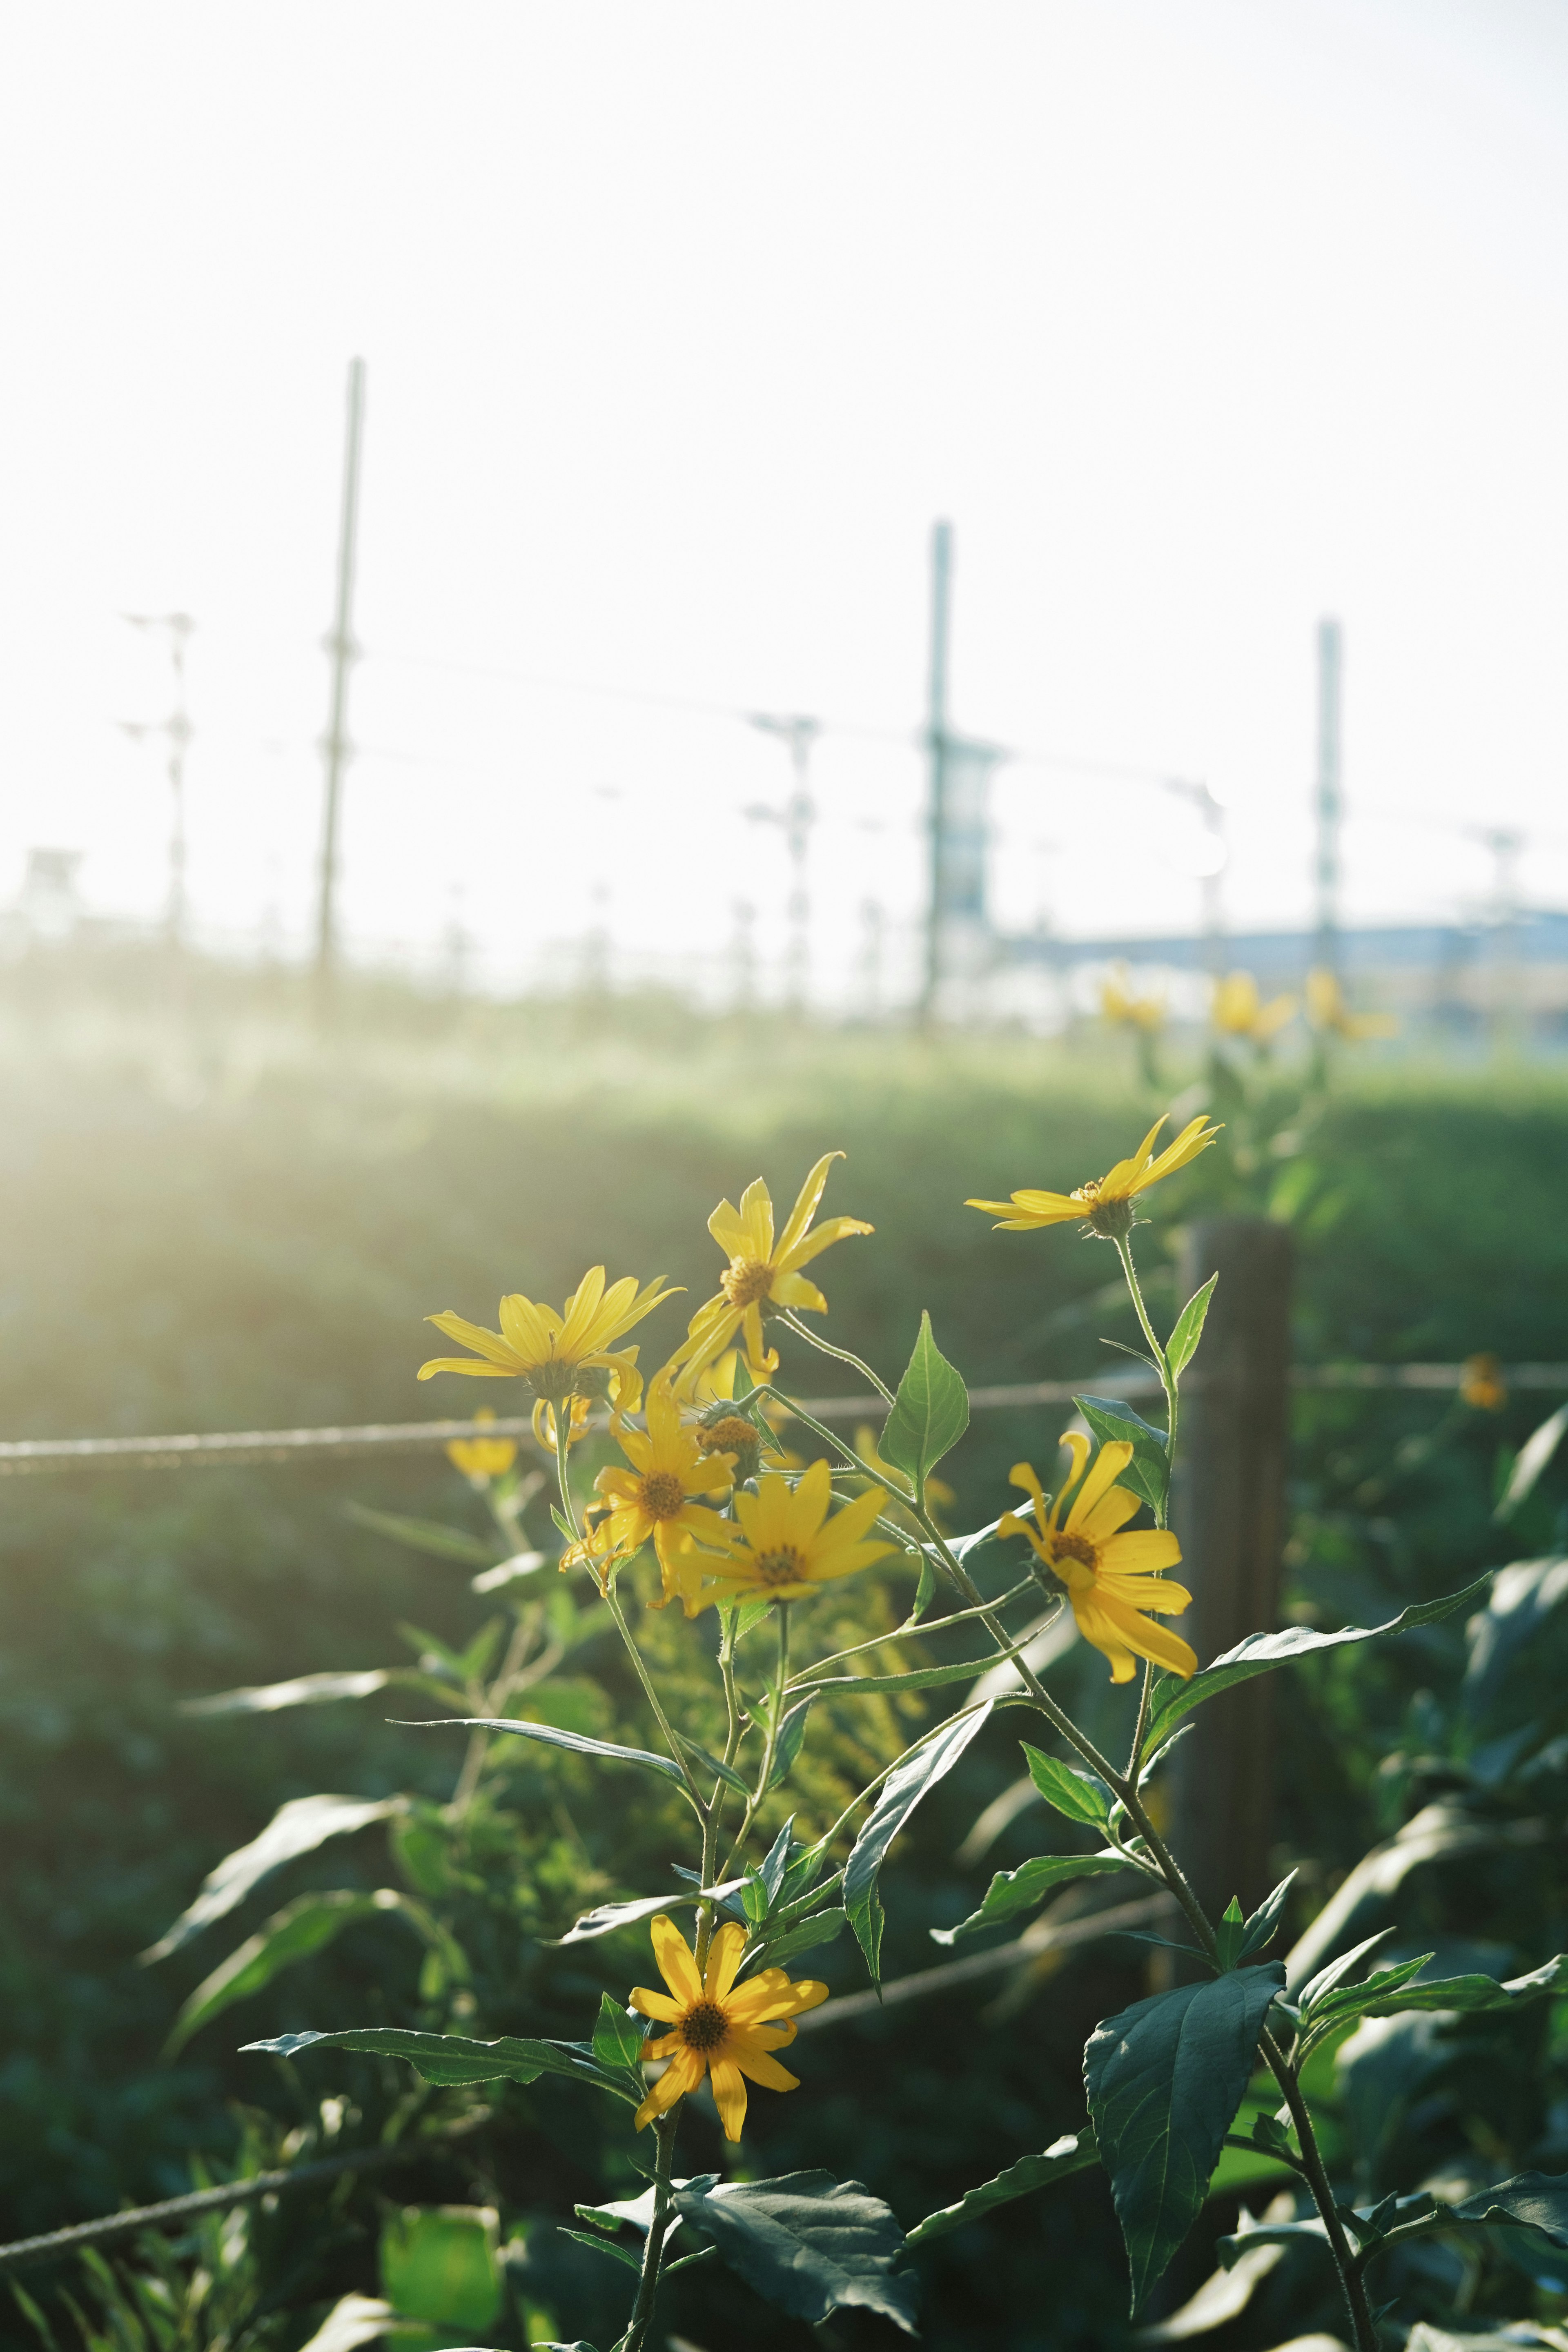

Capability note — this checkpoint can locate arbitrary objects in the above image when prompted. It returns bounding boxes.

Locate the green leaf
[557,2227,643,2272]
[1084,1961,1286,2312]
[1020,1742,1113,1830]
[163,1889,412,2056]
[1307,1952,1568,2045]
[1496,1402,1568,1522]
[1443,2169,1568,2247]
[670,2172,917,2335]
[747,1907,846,1971]
[240,2024,636,2102]
[1165,1274,1218,1380]
[880,1312,969,1494]
[798,1628,1040,1701]
[141,1793,404,1960]
[344,1501,496,1566]
[1141,1574,1495,1760]
[768,1694,817,1788]
[180,1670,392,1716]
[1238,1870,1296,1962]
[674,1731,751,1795]
[547,1880,748,1947]
[1214,1895,1250,1971]
[760,1816,795,1904]
[1074,1396,1169,1519]
[844,1705,993,1980]
[904,2128,1098,2247]
[407,1715,687,1784]
[931,1850,1141,1944]
[592,1992,648,2075]
[909,1551,938,1623]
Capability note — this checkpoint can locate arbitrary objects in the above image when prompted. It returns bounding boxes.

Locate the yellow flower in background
[1306,968,1398,1042]
[694,1457,894,1608]
[1213,970,1296,1045]
[967,1114,1221,1241]
[575,1379,741,1613]
[1460,1352,1508,1413]
[418,1267,679,1446]
[630,1914,828,2142]
[674,1153,872,1379]
[1100,964,1165,1033]
[445,1406,517,1484]
[1002,1436,1195,1684]
[854,1423,954,1528]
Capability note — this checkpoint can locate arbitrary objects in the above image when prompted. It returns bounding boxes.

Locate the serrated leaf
[592,1992,647,2074]
[931,1849,1141,1944]
[1020,1742,1113,1829]
[163,1888,410,2056]
[556,2227,643,2272]
[1141,1574,1495,1760]
[747,1907,846,1971]
[1166,1274,1218,1380]
[1308,1952,1568,2044]
[344,1501,496,1566]
[142,1793,403,1960]
[880,1312,969,1494]
[844,1705,993,1980]
[1085,1962,1286,2312]
[547,1880,748,1947]
[407,1715,686,1784]
[240,2024,635,2101]
[180,1670,392,1716]
[670,2172,917,2334]
[1074,1396,1170,1518]
[905,2128,1098,2247]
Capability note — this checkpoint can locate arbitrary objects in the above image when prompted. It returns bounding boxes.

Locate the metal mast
[119,611,195,948]
[314,358,367,1007]
[748,713,820,1013]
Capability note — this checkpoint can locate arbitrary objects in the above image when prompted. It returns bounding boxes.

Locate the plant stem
[775,1310,897,1407]
[618,2106,681,2352]
[1113,1233,1175,1523]
[602,1584,707,1813]
[721,1605,790,1877]
[695,1611,745,1972]
[1258,2025,1378,2352]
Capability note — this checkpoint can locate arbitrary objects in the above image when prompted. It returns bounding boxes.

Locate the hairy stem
[1113,1232,1175,1523]
[602,1584,707,1813]
[1259,2025,1378,2352]
[775,1310,897,1407]
[721,1604,791,1877]
[618,2106,681,2352]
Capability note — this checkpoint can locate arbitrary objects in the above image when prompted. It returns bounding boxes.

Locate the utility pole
[314,357,367,1013]
[920,519,954,1021]
[747,713,821,1013]
[1481,824,1525,1052]
[119,612,195,948]
[1314,617,1343,977]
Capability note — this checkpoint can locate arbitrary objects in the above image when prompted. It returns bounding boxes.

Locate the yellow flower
[574,1379,741,1613]
[967,1114,1221,1241]
[1306,968,1398,1041]
[1213,970,1296,1045]
[445,1406,517,1484]
[674,1153,872,1379]
[853,1423,954,1530]
[1002,1437,1195,1684]
[418,1267,678,1446]
[630,1913,828,2142]
[1100,964,1165,1032]
[1460,1352,1507,1413]
[693,1457,895,1608]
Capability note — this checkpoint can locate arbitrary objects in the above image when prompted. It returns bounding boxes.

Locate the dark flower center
[1050,1531,1098,1571]
[680,2000,730,2052]
[753,1547,804,1587]
[639,1471,687,1520]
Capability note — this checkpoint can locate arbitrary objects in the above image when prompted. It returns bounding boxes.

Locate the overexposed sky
[3,2,1567,997]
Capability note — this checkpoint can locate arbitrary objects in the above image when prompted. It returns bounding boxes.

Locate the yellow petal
[629,1987,684,2024]
[727,2035,801,2094]
[648,1914,703,2007]
[1062,1439,1134,1533]
[1095,1590,1198,1678]
[735,1176,775,1265]
[417,1356,515,1381]
[1076,1483,1142,1542]
[1099,1529,1184,1577]
[708,2054,749,2142]
[774,1151,843,1261]
[769,1271,829,1313]
[779,1212,874,1272]
[704,1922,748,2003]
[634,2043,706,2130]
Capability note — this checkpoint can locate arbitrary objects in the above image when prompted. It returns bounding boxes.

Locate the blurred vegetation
[2,946,1568,2349]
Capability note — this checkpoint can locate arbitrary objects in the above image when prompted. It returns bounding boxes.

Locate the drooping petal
[768,1271,829,1313]
[727,2033,801,2094]
[965,1191,1083,1227]
[1098,1570,1193,1617]
[1069,1595,1141,1682]
[648,1914,704,2006]
[417,1356,515,1381]
[423,1310,520,1365]
[1093,1590,1198,1679]
[708,2054,750,2142]
[634,2043,706,2131]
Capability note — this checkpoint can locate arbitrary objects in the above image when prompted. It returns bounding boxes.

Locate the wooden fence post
[1169,1214,1293,1918]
